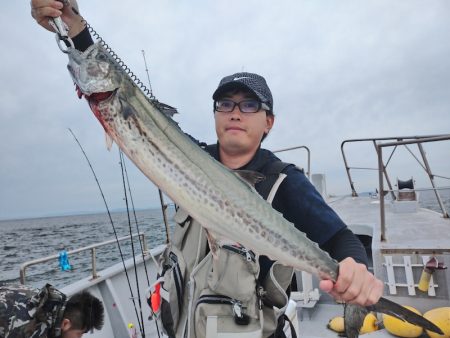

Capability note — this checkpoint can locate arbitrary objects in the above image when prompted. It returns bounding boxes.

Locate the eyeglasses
[214,99,270,114]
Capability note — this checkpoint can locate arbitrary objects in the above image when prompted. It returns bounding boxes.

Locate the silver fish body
[67,43,338,279]
[65,42,443,337]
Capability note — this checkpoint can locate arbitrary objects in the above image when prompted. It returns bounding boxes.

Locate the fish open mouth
[89,91,115,103]
[74,83,116,103]
[82,89,119,131]
[84,90,116,104]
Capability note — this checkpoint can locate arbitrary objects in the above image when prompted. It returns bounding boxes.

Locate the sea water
[0,208,175,289]
[1,190,449,290]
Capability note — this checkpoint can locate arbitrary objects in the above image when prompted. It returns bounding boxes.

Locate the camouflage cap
[0,284,66,338]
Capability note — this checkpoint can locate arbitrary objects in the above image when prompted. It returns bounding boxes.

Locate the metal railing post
[273,145,311,179]
[418,143,449,218]
[377,145,386,241]
[141,233,148,253]
[341,141,358,197]
[372,140,397,200]
[92,247,98,279]
[20,268,26,285]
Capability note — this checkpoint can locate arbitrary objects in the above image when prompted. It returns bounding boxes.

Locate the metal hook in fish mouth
[55,35,74,53]
[49,17,74,53]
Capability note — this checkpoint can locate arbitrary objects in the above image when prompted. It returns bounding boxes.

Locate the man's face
[214,91,274,157]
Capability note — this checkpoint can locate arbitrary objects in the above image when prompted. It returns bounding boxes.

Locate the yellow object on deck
[327,313,379,335]
[382,305,423,338]
[327,316,345,333]
[424,307,450,338]
[418,268,432,292]
[359,313,379,334]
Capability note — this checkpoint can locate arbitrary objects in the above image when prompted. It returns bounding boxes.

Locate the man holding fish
[30,1,387,337]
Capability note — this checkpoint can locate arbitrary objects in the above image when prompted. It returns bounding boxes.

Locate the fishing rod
[141,50,171,244]
[119,151,161,274]
[118,150,146,337]
[68,129,145,337]
[119,151,162,337]
[120,151,153,283]
[119,151,163,337]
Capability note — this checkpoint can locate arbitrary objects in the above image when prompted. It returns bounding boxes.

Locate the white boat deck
[329,195,450,251]
[328,194,450,310]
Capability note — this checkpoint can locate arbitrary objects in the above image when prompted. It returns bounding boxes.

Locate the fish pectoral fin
[234,170,266,186]
[105,132,114,151]
[368,297,444,335]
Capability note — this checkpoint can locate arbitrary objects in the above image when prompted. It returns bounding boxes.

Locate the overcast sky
[1,1,449,220]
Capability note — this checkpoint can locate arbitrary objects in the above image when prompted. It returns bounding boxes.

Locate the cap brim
[212,82,262,101]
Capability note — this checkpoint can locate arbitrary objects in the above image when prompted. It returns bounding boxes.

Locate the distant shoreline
[0,205,176,223]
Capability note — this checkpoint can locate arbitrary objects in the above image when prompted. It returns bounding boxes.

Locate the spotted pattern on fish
[62,41,446,338]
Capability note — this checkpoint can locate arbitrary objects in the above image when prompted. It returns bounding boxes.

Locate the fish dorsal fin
[234,170,266,186]
[155,101,178,118]
[105,132,114,151]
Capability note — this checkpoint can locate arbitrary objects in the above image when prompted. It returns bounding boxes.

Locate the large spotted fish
[59,36,441,337]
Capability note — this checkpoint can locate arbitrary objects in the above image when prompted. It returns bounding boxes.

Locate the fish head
[67,43,122,96]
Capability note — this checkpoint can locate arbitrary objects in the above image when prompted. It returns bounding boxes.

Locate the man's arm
[273,167,384,306]
[319,229,383,306]
[71,26,94,51]
[31,0,96,52]
[31,0,85,39]
[320,227,368,266]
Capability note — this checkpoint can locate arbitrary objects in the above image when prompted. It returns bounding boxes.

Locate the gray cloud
[1,1,449,220]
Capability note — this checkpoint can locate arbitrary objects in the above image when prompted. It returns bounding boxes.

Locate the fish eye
[97,53,107,61]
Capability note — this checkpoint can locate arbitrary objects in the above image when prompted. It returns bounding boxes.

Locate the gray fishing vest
[156,161,295,338]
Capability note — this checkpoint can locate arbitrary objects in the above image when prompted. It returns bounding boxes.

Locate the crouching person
[0,283,104,338]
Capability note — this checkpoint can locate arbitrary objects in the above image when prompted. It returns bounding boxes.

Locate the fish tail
[367,297,443,335]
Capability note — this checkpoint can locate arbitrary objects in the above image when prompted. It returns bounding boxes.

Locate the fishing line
[68,128,144,336]
[141,49,172,245]
[118,150,146,338]
[119,151,162,337]
[120,150,156,283]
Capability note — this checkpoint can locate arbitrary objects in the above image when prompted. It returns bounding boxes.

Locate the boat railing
[273,145,311,179]
[19,232,147,284]
[341,134,450,240]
